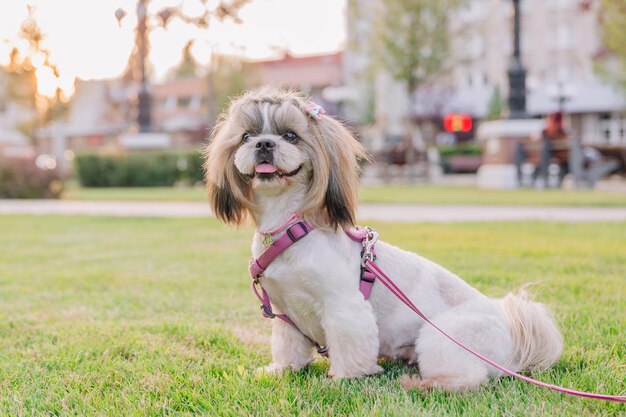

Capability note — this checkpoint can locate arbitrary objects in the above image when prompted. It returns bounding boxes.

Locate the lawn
[0,216,624,416]
[62,183,626,207]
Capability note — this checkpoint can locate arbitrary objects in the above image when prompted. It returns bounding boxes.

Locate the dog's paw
[399,374,431,391]
[367,364,384,376]
[399,374,481,393]
[329,364,383,380]
[255,363,286,377]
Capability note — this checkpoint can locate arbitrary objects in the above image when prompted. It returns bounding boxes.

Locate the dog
[204,87,563,392]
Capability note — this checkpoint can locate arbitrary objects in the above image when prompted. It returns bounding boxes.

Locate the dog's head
[204,87,368,229]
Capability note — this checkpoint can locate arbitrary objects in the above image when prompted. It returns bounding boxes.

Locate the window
[546,0,574,9]
[456,70,468,88]
[177,96,192,108]
[156,99,168,110]
[598,113,611,143]
[520,0,533,13]
[557,65,571,81]
[557,26,572,49]
[617,113,626,145]
[522,32,532,54]
[550,25,572,50]
[189,95,202,110]
[462,0,488,23]
[467,35,485,60]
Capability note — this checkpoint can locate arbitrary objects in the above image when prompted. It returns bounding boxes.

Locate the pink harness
[248,216,625,403]
[250,216,375,356]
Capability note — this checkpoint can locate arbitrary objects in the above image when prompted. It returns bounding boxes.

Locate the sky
[0,0,347,97]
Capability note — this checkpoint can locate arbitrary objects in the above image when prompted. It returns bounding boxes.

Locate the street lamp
[114,0,247,133]
[547,82,576,113]
[115,0,159,132]
[507,0,527,119]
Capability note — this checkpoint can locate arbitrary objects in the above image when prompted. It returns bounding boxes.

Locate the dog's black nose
[255,139,275,150]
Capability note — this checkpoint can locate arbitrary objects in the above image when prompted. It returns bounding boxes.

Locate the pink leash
[363,259,626,403]
[250,218,625,403]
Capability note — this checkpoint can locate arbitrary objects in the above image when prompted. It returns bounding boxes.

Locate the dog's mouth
[250,163,302,180]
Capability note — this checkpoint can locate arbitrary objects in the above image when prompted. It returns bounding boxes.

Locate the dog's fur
[204,87,563,392]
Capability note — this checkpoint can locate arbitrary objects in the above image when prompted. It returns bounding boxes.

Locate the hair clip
[305,101,326,120]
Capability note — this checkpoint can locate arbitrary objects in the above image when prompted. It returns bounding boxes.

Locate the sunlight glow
[1,0,347,100]
[30,52,46,69]
[35,66,57,97]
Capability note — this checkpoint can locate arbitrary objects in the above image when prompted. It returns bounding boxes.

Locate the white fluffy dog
[204,87,563,392]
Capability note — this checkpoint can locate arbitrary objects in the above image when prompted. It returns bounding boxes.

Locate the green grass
[62,183,626,207]
[62,184,209,202]
[0,216,624,416]
[359,185,626,207]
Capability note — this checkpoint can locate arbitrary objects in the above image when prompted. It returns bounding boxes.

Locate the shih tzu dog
[204,87,563,392]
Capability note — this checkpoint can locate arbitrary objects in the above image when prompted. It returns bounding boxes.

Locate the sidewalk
[2,199,626,222]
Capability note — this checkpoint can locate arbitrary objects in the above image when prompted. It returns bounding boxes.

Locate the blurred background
[2,3,625,415]
[1,0,625,198]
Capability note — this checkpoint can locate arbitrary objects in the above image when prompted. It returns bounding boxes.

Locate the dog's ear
[324,162,354,228]
[208,176,246,225]
[305,115,369,229]
[204,119,253,226]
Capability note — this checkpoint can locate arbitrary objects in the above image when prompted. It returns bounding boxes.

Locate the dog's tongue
[255,163,278,174]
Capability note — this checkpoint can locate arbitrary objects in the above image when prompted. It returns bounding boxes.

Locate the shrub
[0,156,64,198]
[74,150,205,187]
[176,150,205,184]
[438,143,483,174]
[437,143,482,158]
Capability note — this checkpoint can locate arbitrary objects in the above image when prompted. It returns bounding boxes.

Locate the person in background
[537,111,569,186]
[515,112,569,187]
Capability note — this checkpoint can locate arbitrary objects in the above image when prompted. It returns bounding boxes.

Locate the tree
[374,0,463,94]
[370,0,465,177]
[116,0,250,131]
[3,6,67,140]
[206,53,259,121]
[486,86,504,121]
[599,0,626,90]
[172,41,200,79]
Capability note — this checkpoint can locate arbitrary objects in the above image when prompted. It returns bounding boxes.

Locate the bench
[514,135,621,188]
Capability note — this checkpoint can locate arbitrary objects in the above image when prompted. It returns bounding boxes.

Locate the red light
[444,114,455,132]
[460,114,472,132]
[443,113,472,133]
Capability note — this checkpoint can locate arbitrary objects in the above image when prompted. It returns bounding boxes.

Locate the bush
[0,157,64,198]
[179,150,205,184]
[438,143,483,174]
[74,150,205,187]
[438,143,482,158]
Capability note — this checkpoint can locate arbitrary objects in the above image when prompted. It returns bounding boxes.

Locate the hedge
[74,150,204,187]
[0,156,64,198]
[437,143,482,158]
[438,143,483,174]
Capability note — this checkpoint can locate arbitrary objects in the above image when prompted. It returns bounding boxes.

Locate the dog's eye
[282,131,298,142]
[242,132,251,142]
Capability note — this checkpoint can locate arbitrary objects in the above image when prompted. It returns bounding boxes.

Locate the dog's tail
[499,290,563,372]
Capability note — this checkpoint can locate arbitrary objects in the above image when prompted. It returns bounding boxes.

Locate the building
[153,76,209,145]
[0,69,35,158]
[451,0,626,145]
[253,52,345,116]
[44,51,344,157]
[346,0,626,146]
[62,79,130,151]
[63,76,210,152]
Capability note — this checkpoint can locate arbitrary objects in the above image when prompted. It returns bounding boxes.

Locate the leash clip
[361,226,378,266]
[261,304,276,318]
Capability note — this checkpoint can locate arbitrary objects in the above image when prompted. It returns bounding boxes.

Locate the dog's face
[204,87,368,229]
[232,99,311,192]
